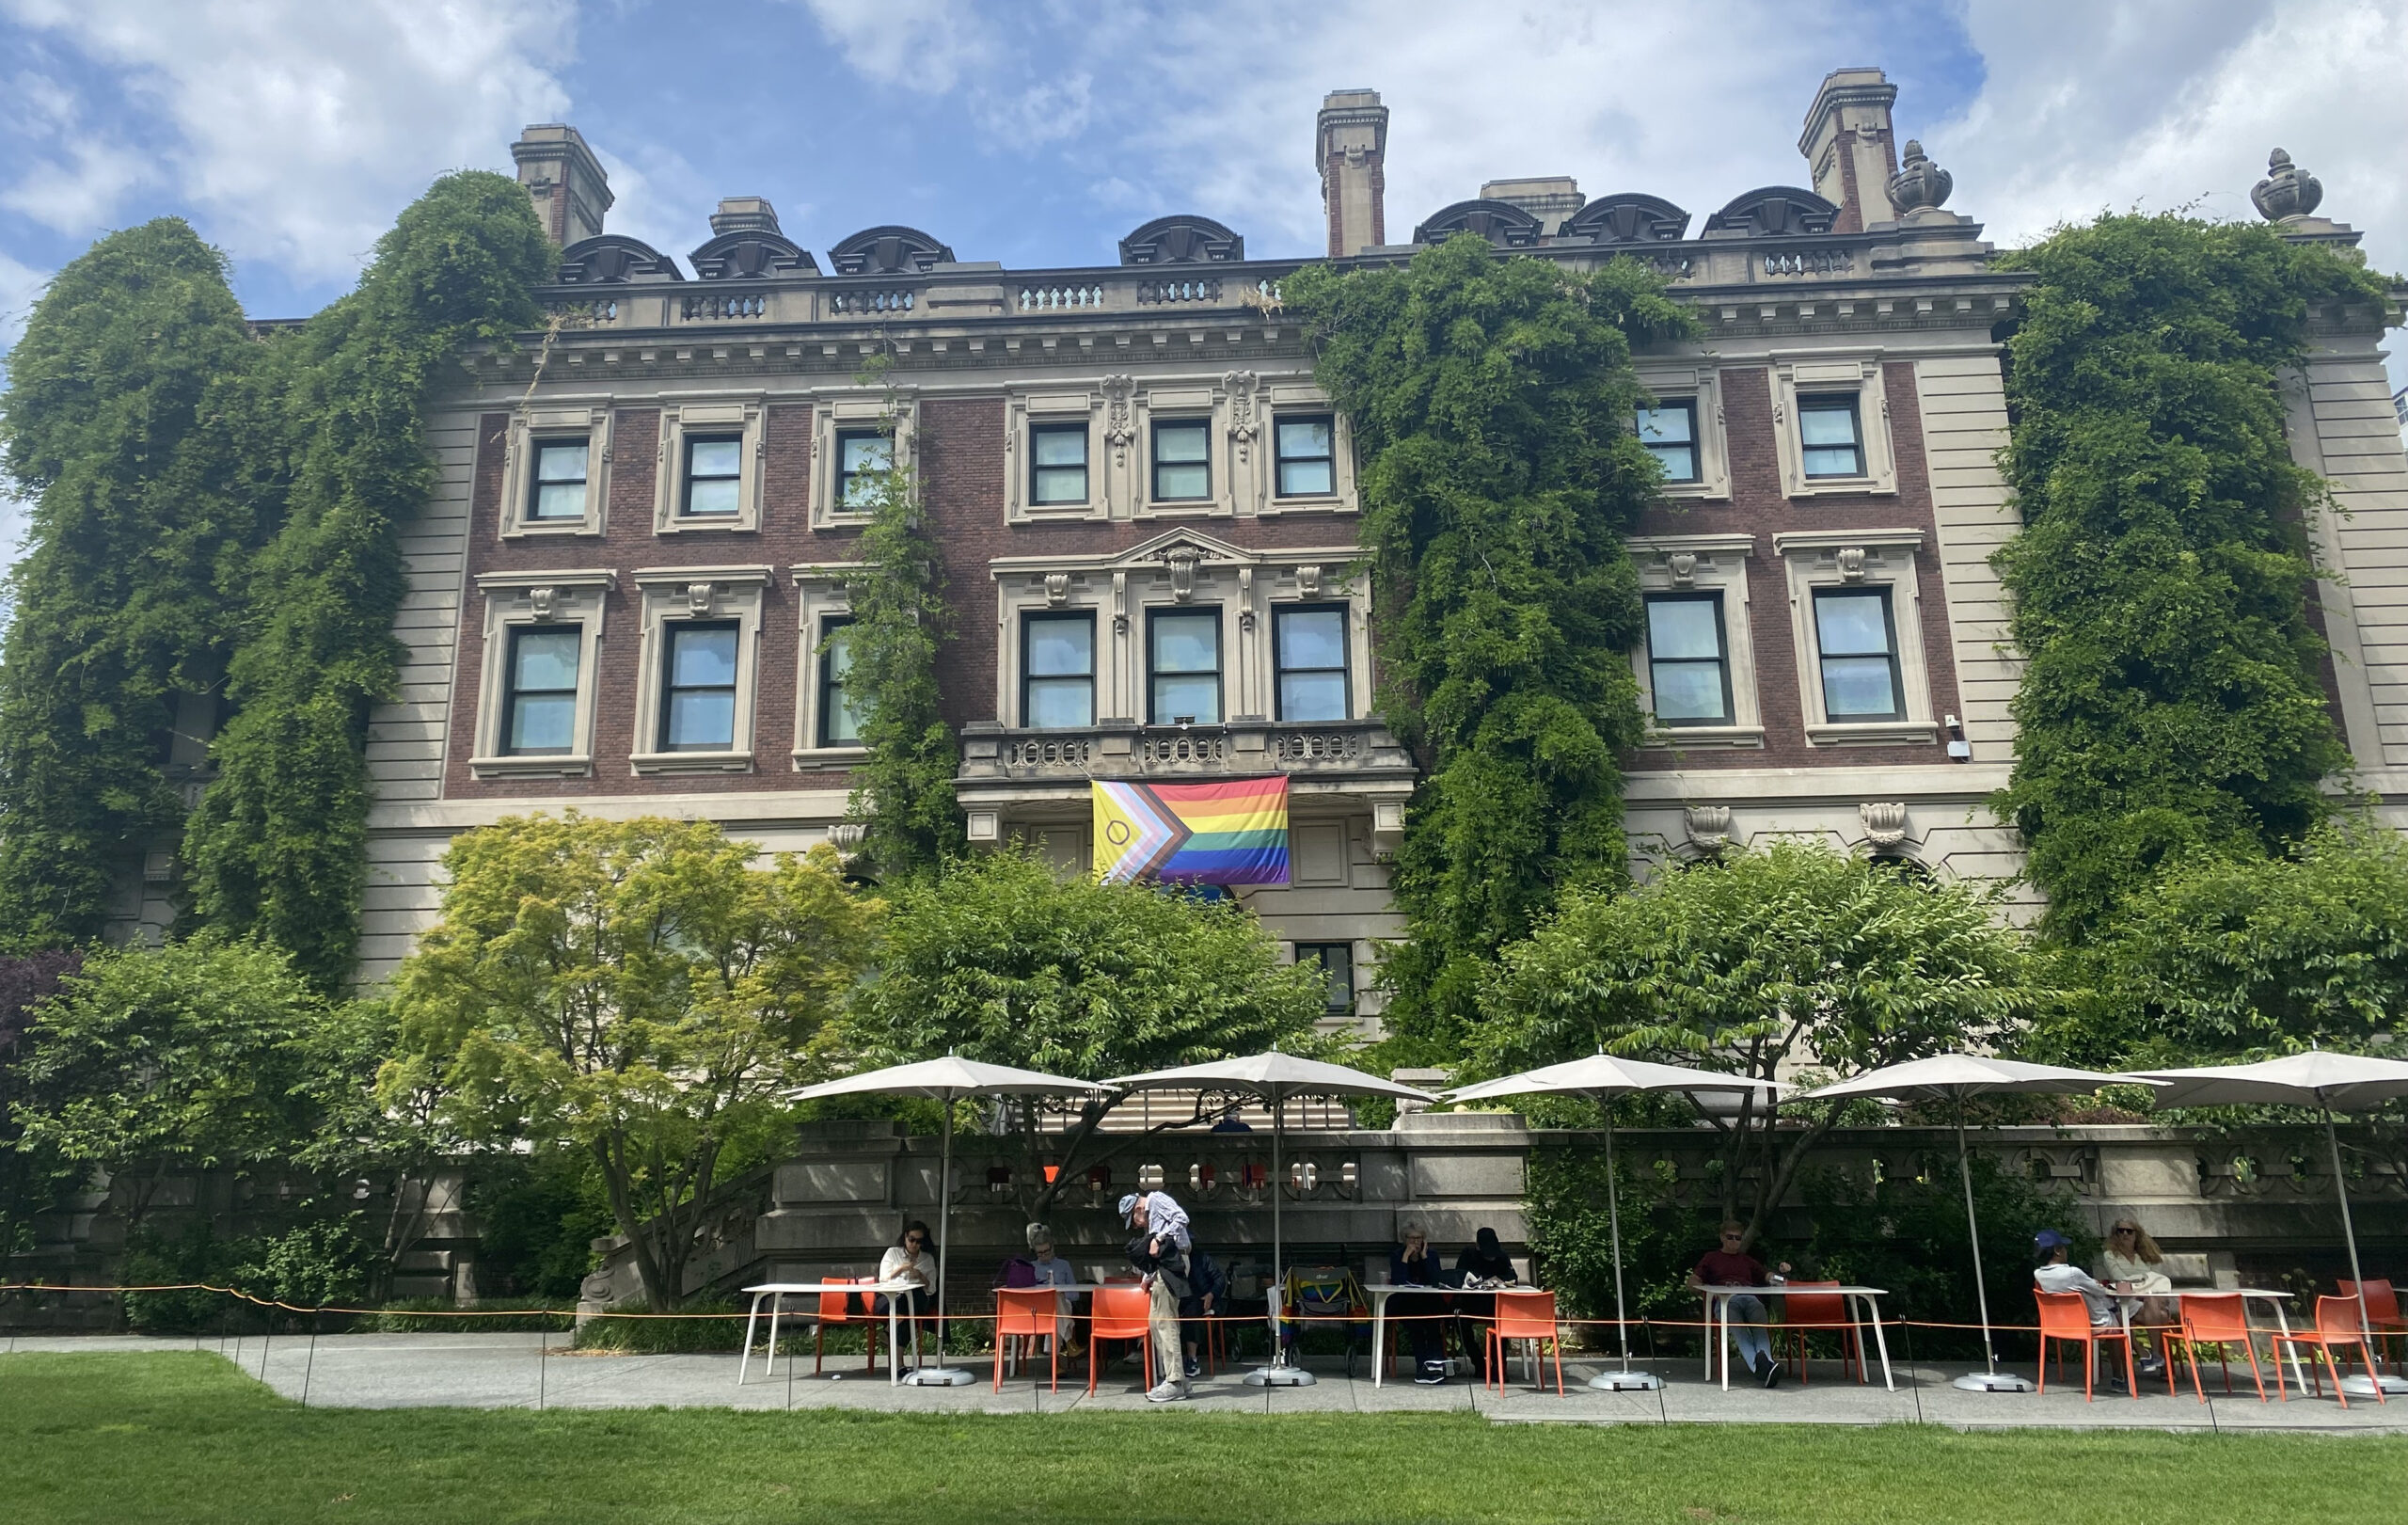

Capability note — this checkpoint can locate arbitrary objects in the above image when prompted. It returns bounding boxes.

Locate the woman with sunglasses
[2101,1218,2177,1371]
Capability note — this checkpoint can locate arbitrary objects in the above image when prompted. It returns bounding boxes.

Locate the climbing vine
[1284,234,1696,1048]
[0,221,277,947]
[835,354,961,880]
[1992,214,2392,941]
[178,171,554,991]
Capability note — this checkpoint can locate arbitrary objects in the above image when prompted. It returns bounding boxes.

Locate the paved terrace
[10,1333,2400,1434]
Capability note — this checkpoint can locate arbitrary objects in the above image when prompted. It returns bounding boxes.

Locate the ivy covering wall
[1285,235,1695,1047]
[1991,214,2392,940]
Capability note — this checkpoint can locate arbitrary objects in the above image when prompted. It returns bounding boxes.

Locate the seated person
[2035,1227,2137,1388]
[1179,1248,1227,1380]
[1687,1220,1791,1390]
[1022,1225,1080,1355]
[878,1220,939,1348]
[1453,1227,1517,1379]
[1389,1221,1450,1384]
[2100,1217,2177,1368]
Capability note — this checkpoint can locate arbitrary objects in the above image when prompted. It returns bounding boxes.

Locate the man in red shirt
[1687,1220,1792,1388]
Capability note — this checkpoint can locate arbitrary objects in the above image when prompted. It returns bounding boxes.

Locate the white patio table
[736,1280,911,1387]
[1365,1281,1531,1388]
[2167,1286,2312,1395]
[1699,1283,1896,1391]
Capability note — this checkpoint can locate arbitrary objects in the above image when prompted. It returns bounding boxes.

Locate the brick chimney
[1798,68,1898,233]
[1317,88,1389,258]
[511,124,613,246]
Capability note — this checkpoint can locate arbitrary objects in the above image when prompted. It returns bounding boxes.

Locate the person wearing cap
[1120,1190,1193,1402]
[2034,1229,2137,1390]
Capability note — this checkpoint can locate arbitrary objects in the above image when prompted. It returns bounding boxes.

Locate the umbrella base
[1953,1370,2035,1392]
[1589,1369,1662,1391]
[901,1366,977,1387]
[1243,1364,1317,1387]
[2340,1374,2408,1397]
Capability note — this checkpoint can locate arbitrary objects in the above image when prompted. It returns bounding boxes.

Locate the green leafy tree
[1477,843,2042,1243]
[0,950,85,1255]
[388,814,881,1310]
[1283,236,1697,1049]
[0,220,277,946]
[2040,820,2408,1068]
[1992,214,2391,939]
[827,850,1327,1217]
[10,938,326,1229]
[835,355,960,880]
[184,171,555,991]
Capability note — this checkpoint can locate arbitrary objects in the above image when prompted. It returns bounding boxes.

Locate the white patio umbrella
[1105,1051,1437,1387]
[2128,1050,2408,1396]
[1448,1053,1782,1390]
[1794,1055,2155,1392]
[794,1056,1117,1386]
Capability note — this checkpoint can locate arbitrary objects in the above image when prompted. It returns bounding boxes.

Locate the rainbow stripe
[1092,776,1291,886]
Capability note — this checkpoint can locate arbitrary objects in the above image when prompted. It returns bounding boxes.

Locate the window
[1022,612,1096,728]
[660,623,740,751]
[1294,943,1354,1016]
[529,439,590,521]
[1636,402,1699,484]
[1813,589,1903,721]
[1151,419,1211,500]
[816,618,863,746]
[1148,610,1221,723]
[1798,396,1864,478]
[1030,422,1088,505]
[682,436,743,516]
[1644,594,1734,726]
[1275,416,1335,497]
[502,627,581,754]
[1274,605,1350,721]
[837,430,892,511]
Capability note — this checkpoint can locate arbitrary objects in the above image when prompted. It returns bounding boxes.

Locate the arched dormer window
[1411,199,1543,248]
[1703,187,1839,238]
[827,226,955,276]
[1118,214,1245,265]
[555,234,684,284]
[1560,194,1691,245]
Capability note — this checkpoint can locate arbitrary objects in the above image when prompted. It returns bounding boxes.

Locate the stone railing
[958,717,1416,784]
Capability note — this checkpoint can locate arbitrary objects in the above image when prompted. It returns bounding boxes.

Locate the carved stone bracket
[1860,801,1909,850]
[1101,374,1135,464]
[1044,572,1069,608]
[1296,564,1323,598]
[528,586,559,621]
[1164,548,1198,603]
[1667,552,1698,587]
[1684,804,1733,851]
[687,582,718,617]
[1224,370,1259,464]
[1836,548,1867,582]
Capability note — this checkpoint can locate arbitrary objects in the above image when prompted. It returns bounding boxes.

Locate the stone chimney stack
[709,197,783,236]
[1798,68,1898,233]
[1317,88,1389,258]
[511,123,613,246]
[1481,177,1585,235]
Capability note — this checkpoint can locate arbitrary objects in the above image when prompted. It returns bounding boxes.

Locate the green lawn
[2,1353,2400,1525]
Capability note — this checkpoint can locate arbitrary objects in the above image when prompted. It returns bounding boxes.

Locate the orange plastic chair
[2035,1291,2137,1401]
[993,1288,1063,1392]
[2166,1293,2268,1404]
[2272,1295,2389,1408]
[1087,1284,1156,1394]
[1776,1281,1862,1386]
[1485,1290,1564,1396]
[2339,1279,2407,1367]
[813,1276,883,1375]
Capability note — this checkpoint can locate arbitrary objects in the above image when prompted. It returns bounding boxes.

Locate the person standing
[1120,1190,1192,1402]
[1687,1220,1791,1389]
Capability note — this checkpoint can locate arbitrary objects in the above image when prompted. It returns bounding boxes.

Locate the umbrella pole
[903,1092,974,1385]
[1948,1098,2030,1391]
[2321,1102,2403,1393]
[1583,1104,1663,1390]
[1245,1086,1313,1386]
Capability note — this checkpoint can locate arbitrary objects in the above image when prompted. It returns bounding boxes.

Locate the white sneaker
[1145,1379,1190,1403]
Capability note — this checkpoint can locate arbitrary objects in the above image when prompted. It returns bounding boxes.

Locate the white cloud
[793,0,1000,95]
[1,0,578,281]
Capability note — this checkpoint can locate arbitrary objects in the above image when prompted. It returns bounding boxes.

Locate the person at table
[2100,1216,2178,1371]
[879,1220,939,1348]
[2034,1228,2135,1391]
[1121,1190,1193,1403]
[1390,1220,1451,1384]
[1453,1227,1517,1380]
[1687,1220,1792,1389]
[1180,1247,1227,1380]
[1023,1224,1080,1356]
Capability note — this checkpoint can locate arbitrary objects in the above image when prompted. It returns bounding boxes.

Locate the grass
[2,1352,2401,1525]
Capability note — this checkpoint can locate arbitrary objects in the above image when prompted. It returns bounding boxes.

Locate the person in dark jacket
[1179,1248,1227,1379]
[1454,1227,1517,1379]
[1389,1221,1450,1383]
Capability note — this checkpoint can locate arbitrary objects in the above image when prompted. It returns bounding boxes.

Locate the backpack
[997,1255,1038,1289]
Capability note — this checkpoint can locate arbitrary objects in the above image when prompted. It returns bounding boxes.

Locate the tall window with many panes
[1636,402,1700,484]
[816,618,862,746]
[502,627,580,754]
[1812,588,1903,721]
[1022,612,1096,728]
[1643,594,1733,726]
[1275,416,1335,497]
[660,623,740,751]
[1798,396,1864,478]
[682,436,742,516]
[1151,419,1211,501]
[1274,605,1349,722]
[528,438,589,521]
[1029,421,1088,505]
[1148,610,1221,723]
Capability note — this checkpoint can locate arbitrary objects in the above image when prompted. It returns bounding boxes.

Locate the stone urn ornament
[2251,149,2322,222]
[1886,139,1953,217]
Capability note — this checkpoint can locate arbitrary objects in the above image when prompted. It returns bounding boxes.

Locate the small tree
[828,850,1327,1218]
[388,814,879,1310]
[0,950,86,1255]
[11,938,325,1229]
[1477,843,2042,1245]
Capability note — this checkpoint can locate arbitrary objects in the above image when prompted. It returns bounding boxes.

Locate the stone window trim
[467,569,616,777]
[498,404,613,539]
[986,532,1369,726]
[789,563,867,770]
[1628,532,1762,748]
[1768,355,1898,499]
[1770,528,1938,745]
[1133,381,1229,520]
[1631,366,1732,501]
[626,564,773,773]
[1005,389,1105,522]
[653,396,768,534]
[1255,382,1359,516]
[811,392,917,530]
